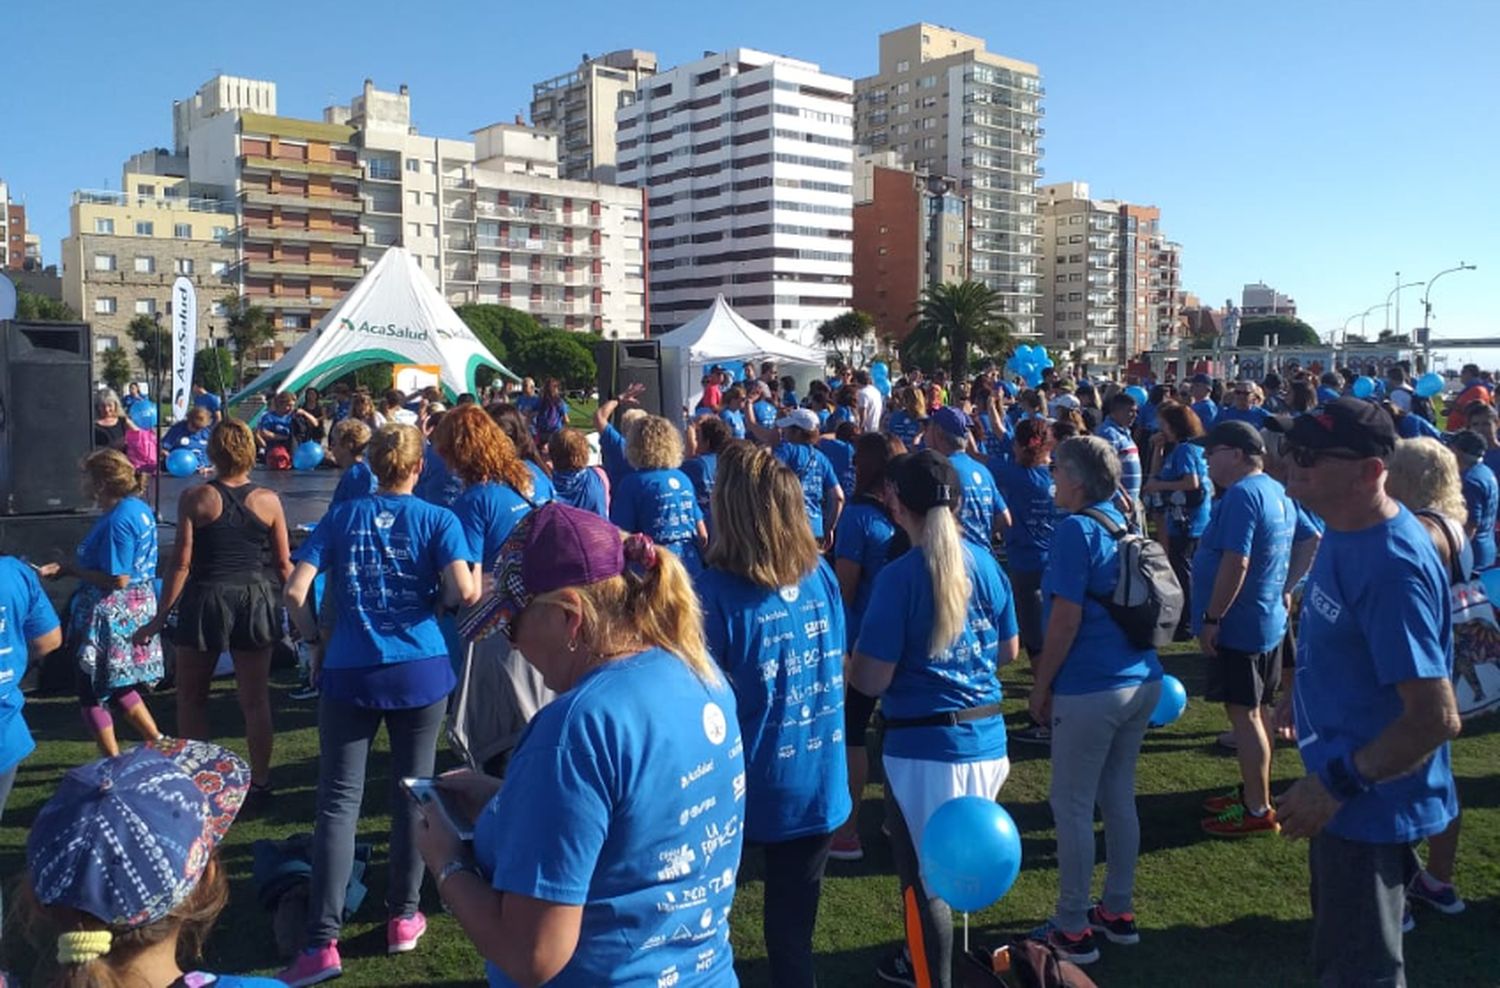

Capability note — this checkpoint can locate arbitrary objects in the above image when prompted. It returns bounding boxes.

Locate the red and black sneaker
[1087,902,1140,945]
[1027,921,1099,965]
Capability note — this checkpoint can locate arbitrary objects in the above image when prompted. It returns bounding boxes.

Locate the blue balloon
[165,449,199,478]
[1039,356,1055,369]
[874,377,892,397]
[1149,674,1188,728]
[871,360,890,379]
[292,441,325,471]
[1352,376,1375,399]
[1022,367,1043,388]
[1125,385,1149,406]
[129,402,157,428]
[1416,372,1444,399]
[1481,567,1500,604]
[920,796,1023,912]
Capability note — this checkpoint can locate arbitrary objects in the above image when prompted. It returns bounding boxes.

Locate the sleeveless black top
[191,480,272,583]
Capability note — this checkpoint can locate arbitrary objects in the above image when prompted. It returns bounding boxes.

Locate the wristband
[1201,615,1220,626]
[437,859,479,893]
[1318,752,1370,802]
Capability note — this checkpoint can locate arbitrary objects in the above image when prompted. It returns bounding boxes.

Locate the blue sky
[6,0,1496,349]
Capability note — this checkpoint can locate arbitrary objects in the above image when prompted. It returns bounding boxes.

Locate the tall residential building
[617,48,854,338]
[855,24,1044,336]
[531,51,658,183]
[0,181,26,271]
[1241,281,1295,319]
[60,171,235,363]
[23,233,41,268]
[852,151,966,339]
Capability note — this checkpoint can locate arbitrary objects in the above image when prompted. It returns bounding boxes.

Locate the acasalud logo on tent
[340,317,428,341]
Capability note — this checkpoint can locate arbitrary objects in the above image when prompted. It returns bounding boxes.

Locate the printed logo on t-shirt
[778,585,800,603]
[1308,581,1342,624]
[701,702,728,745]
[972,470,983,484]
[374,511,396,530]
[668,476,682,490]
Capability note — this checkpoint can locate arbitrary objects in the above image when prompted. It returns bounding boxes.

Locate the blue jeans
[306,696,446,945]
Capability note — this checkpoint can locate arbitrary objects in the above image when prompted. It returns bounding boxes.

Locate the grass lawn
[2,644,1495,986]
[566,397,599,432]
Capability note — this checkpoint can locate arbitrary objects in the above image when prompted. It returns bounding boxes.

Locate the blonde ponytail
[919,505,971,657]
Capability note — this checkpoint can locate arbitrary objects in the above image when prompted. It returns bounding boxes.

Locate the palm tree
[220,294,276,388]
[815,310,875,368]
[907,281,1013,380]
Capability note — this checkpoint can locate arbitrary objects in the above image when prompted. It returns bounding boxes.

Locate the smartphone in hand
[401,776,475,841]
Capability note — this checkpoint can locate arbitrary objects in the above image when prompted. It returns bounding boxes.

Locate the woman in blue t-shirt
[280,424,479,985]
[849,451,1019,987]
[255,390,297,468]
[1142,403,1212,640]
[991,418,1059,662]
[698,445,849,987]
[1028,436,1164,964]
[886,385,927,449]
[818,421,858,500]
[39,450,164,756]
[413,503,744,988]
[682,414,733,539]
[160,405,214,473]
[488,403,556,504]
[547,428,609,518]
[609,415,707,577]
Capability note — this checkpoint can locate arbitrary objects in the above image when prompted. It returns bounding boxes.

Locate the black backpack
[1081,507,1184,650]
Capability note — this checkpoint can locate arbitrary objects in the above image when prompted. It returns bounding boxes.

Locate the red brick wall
[852,168,922,340]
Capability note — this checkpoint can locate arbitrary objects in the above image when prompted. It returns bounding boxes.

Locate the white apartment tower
[616,48,854,338]
[531,50,658,183]
[855,24,1044,336]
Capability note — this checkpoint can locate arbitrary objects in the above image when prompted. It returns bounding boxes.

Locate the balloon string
[963,912,969,955]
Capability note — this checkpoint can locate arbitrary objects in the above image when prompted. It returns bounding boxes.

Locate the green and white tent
[232,246,514,406]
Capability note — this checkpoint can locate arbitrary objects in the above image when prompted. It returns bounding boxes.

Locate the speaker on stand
[595,339,664,423]
[0,321,95,514]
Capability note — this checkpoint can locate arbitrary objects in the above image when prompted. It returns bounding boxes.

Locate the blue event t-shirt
[774,442,839,537]
[162,423,210,468]
[473,647,743,988]
[752,399,778,428]
[258,410,293,441]
[1192,399,1219,429]
[330,460,377,505]
[833,499,898,646]
[416,443,465,508]
[525,461,556,504]
[0,558,60,773]
[1158,443,1213,538]
[1042,502,1163,696]
[1461,461,1499,570]
[77,496,157,584]
[181,974,285,987]
[857,544,1018,762]
[453,480,537,572]
[192,391,223,414]
[1293,506,1456,843]
[295,494,472,673]
[1096,418,1142,500]
[552,468,608,518]
[887,411,923,448]
[991,460,1057,573]
[1395,413,1440,440]
[681,453,718,534]
[699,559,850,843]
[1190,473,1295,651]
[609,468,704,577]
[818,438,856,499]
[1482,446,1500,481]
[598,423,634,485]
[950,451,1006,549]
[1217,405,1270,429]
[719,407,747,440]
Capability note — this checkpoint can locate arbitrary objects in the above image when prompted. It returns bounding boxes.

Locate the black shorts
[1205,643,1282,708]
[844,686,879,748]
[169,579,280,653]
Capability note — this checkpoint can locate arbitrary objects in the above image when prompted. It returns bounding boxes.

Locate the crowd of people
[0,354,1485,988]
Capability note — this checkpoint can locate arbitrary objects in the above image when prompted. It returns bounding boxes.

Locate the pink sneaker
[387,911,428,954]
[828,833,864,861]
[277,942,342,987]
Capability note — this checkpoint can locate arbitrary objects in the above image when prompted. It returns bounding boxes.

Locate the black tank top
[191,480,272,582]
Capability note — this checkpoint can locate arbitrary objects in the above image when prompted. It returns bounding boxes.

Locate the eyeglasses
[1287,444,1368,468]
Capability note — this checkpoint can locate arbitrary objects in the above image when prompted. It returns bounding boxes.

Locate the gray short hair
[95,388,120,415]
[1054,435,1121,504]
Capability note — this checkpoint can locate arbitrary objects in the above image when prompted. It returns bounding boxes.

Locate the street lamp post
[1360,302,1391,338]
[1421,262,1478,338]
[1386,272,1424,336]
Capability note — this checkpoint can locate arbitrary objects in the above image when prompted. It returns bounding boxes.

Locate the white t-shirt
[1389,386,1413,412]
[856,384,884,432]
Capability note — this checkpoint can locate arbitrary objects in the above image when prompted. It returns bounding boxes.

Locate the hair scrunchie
[58,930,113,965]
[623,533,659,572]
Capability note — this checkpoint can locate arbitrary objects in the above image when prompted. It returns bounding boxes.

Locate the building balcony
[364,164,401,183]
[242,190,362,213]
[241,155,361,178]
[443,206,476,223]
[475,201,601,226]
[247,259,363,279]
[361,196,402,216]
[442,177,475,190]
[445,237,476,253]
[243,293,333,310]
[241,225,366,246]
[446,267,477,283]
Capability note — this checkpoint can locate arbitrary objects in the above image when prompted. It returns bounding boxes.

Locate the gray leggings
[306,694,447,945]
[0,764,15,923]
[1049,680,1161,932]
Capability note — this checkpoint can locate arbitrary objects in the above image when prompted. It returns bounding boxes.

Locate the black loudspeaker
[595,339,664,420]
[0,321,95,514]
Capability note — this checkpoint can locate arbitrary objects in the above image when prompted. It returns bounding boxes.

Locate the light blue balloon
[292,441,325,471]
[129,402,157,429]
[1022,367,1043,388]
[1416,373,1444,399]
[165,449,199,478]
[871,360,889,379]
[1482,568,1500,604]
[1352,376,1375,399]
[1149,674,1188,728]
[874,377,892,397]
[1125,385,1149,406]
[920,796,1023,912]
[1039,356,1055,369]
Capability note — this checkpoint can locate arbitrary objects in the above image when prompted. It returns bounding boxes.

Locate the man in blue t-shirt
[1096,393,1143,522]
[1444,429,1499,570]
[1189,420,1295,837]
[1189,373,1219,429]
[1275,398,1459,988]
[924,407,1010,550]
[1217,383,1270,430]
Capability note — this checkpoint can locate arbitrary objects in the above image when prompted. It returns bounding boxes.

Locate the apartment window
[409,191,422,206]
[212,226,229,240]
[211,301,227,316]
[282,313,307,329]
[426,224,439,238]
[896,102,910,115]
[94,218,115,234]
[1068,292,1083,301]
[134,256,156,274]
[93,253,116,271]
[895,123,910,136]
[408,222,422,238]
[210,261,228,276]
[1069,273,1082,282]
[137,183,155,197]
[94,297,117,314]
[174,223,193,239]
[135,221,154,236]
[1069,253,1083,263]
[1055,294,1066,302]
[135,298,157,316]
[175,258,195,275]
[896,60,910,73]
[406,158,420,172]
[919,75,937,88]
[896,82,910,95]
[1069,234,1083,243]
[1069,215,1083,225]
[1055,236,1067,246]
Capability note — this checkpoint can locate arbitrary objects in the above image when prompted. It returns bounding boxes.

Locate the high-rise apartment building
[855,24,1043,337]
[617,48,854,338]
[0,181,26,271]
[1241,281,1295,319]
[531,50,658,183]
[852,151,966,339]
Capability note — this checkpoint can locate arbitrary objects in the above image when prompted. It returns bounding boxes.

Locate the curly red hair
[433,404,532,493]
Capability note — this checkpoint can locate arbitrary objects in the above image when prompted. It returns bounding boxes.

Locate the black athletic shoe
[1011,724,1052,745]
[1088,902,1140,945]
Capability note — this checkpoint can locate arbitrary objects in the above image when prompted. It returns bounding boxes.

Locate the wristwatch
[1201,615,1221,626]
[437,859,479,893]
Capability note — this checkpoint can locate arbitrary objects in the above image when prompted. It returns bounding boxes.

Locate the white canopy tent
[232,246,514,407]
[655,295,829,415]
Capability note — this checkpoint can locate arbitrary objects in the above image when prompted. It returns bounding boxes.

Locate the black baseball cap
[1190,419,1266,456]
[1443,429,1486,459]
[1266,397,1398,459]
[887,450,959,513]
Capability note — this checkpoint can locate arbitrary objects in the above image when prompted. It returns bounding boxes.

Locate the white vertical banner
[171,276,197,422]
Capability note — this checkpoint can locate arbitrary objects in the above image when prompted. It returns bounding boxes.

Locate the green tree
[220,295,277,387]
[354,363,394,394]
[100,346,132,395]
[815,310,875,368]
[1236,315,1319,348]
[13,289,76,322]
[456,303,544,366]
[905,281,1014,380]
[513,330,596,389]
[194,346,235,394]
[126,315,169,381]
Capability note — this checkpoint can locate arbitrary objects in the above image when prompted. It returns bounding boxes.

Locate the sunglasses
[1287,444,1368,468]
